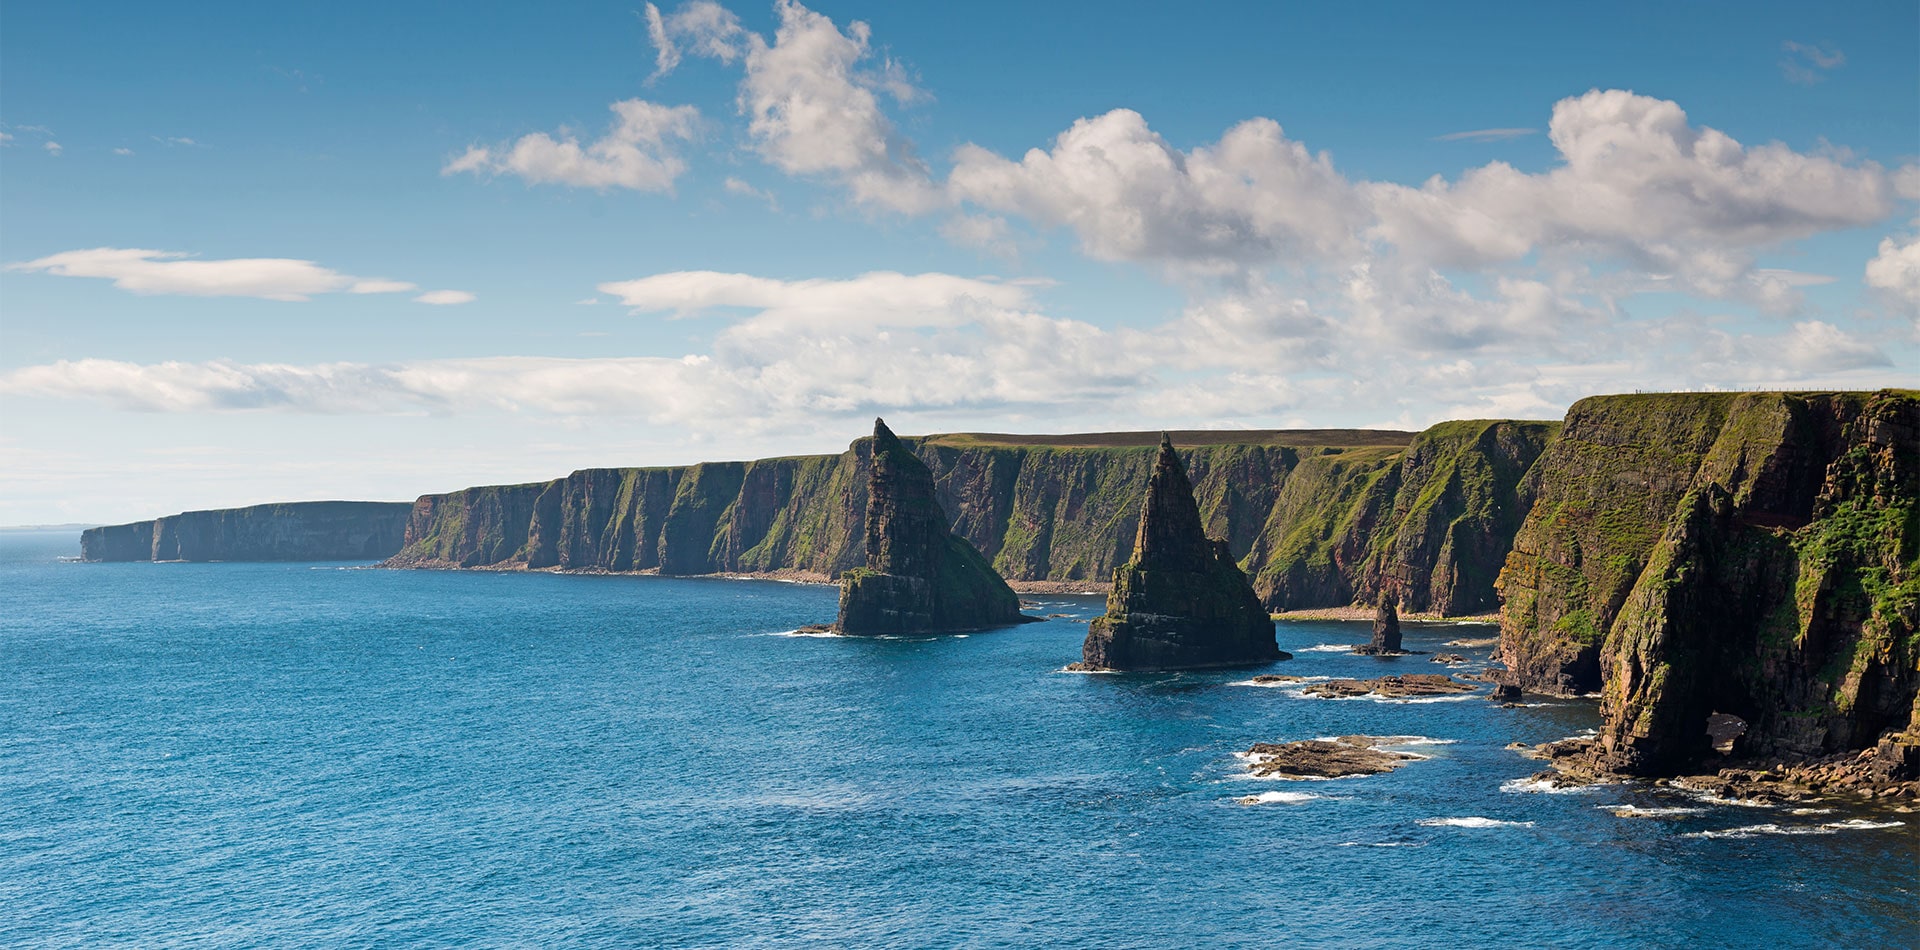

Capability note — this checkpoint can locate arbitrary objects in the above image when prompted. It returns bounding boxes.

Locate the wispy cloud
[415,290,477,305]
[1780,41,1845,85]
[8,248,423,302]
[1432,127,1537,143]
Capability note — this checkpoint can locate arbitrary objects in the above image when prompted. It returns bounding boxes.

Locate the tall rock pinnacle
[832,419,1028,634]
[1078,436,1284,670]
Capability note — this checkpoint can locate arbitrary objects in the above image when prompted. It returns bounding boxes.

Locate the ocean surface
[2,530,1915,948]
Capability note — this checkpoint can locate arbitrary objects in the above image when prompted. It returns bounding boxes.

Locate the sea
[2,530,1915,948]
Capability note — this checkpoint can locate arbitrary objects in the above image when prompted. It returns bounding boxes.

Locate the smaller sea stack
[1356,592,1403,654]
[1078,436,1283,671]
[830,419,1028,635]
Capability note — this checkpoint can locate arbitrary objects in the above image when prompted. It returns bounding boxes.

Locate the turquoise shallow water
[2,530,1915,948]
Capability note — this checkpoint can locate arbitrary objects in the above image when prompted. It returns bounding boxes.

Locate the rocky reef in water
[1075,438,1281,671]
[1497,390,1919,782]
[830,420,1027,635]
[80,502,412,562]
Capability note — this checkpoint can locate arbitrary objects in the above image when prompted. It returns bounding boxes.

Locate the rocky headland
[1495,390,1919,785]
[1075,437,1282,671]
[826,419,1027,635]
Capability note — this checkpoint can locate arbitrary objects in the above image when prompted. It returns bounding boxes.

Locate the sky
[1,1,1916,525]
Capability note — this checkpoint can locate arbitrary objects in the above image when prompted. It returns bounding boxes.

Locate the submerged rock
[833,419,1028,635]
[1302,674,1479,700]
[1242,736,1425,779]
[1078,437,1283,671]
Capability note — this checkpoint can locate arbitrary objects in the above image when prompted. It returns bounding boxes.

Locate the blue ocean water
[2,531,1915,949]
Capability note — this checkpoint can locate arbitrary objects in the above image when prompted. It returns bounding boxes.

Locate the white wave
[1418,817,1535,829]
[1298,643,1360,653]
[1055,666,1116,675]
[1681,791,1779,809]
[1788,807,1836,816]
[1681,819,1905,839]
[1337,841,1426,848]
[1227,676,1331,688]
[1236,790,1324,805]
[1445,637,1499,648]
[1368,736,1458,747]
[1600,804,1706,818]
[1501,777,1605,795]
[766,628,841,638]
[1290,689,1483,705]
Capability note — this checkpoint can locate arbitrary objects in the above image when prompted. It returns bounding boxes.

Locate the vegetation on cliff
[81,502,412,562]
[1500,389,1918,776]
[1078,437,1281,671]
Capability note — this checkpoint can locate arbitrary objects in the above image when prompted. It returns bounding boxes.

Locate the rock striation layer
[81,502,412,562]
[832,420,1026,635]
[1078,438,1282,671]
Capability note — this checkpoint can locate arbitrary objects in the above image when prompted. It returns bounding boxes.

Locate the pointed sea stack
[832,419,1028,635]
[1078,437,1283,670]
[1357,592,1403,654]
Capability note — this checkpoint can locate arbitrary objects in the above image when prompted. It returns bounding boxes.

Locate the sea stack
[831,419,1028,635]
[1078,436,1283,671]
[1357,592,1403,654]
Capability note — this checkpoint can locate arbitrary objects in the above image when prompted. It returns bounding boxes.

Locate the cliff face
[1498,390,1919,775]
[80,502,412,562]
[381,424,1555,617]
[1079,438,1280,671]
[835,420,1025,634]
[1245,420,1557,613]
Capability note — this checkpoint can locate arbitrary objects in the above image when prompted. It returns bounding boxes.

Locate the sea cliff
[382,423,1557,619]
[81,501,413,562]
[1496,390,1919,775]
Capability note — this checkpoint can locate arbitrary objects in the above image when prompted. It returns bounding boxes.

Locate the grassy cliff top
[919,428,1421,450]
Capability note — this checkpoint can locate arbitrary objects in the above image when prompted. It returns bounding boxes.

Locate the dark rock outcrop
[831,420,1026,635]
[1078,438,1282,671]
[81,502,412,562]
[1355,592,1403,654]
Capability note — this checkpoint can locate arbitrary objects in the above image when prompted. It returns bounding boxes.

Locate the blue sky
[2,1,1915,524]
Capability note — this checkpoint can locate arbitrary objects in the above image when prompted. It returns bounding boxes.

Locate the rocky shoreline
[1514,734,1920,807]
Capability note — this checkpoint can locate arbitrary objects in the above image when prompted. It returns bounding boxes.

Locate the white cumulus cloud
[950,109,1362,272]
[443,99,700,192]
[1864,235,1920,307]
